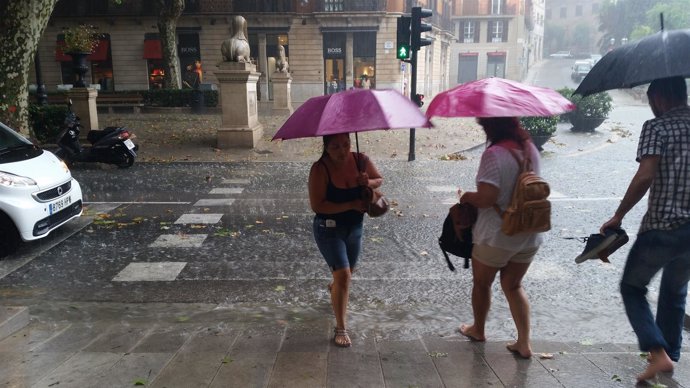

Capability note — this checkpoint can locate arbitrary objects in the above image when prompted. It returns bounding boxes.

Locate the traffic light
[396,16,410,60]
[411,7,433,51]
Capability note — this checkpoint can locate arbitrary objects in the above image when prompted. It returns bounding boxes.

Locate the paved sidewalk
[1,301,688,387]
[4,69,690,386]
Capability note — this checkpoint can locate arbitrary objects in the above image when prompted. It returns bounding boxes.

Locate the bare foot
[458,324,486,342]
[506,342,532,359]
[637,351,673,382]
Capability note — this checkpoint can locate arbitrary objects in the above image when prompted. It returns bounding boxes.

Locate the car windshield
[0,122,40,161]
[0,122,34,150]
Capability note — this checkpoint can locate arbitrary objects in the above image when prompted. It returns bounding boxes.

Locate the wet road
[0,60,673,346]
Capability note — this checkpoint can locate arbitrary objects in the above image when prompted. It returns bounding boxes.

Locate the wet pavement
[1,61,690,387]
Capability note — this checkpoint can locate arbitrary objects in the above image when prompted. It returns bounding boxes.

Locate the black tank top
[316,153,364,225]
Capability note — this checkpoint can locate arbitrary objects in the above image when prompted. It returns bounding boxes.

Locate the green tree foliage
[0,0,58,135]
[646,1,690,30]
[598,0,656,52]
[599,0,688,52]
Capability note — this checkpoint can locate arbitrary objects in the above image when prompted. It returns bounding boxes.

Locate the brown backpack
[494,146,551,236]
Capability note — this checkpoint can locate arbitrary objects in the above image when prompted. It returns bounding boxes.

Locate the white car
[589,54,602,65]
[0,122,83,257]
[549,51,573,59]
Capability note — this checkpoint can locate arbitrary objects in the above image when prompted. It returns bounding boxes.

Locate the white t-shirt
[471,142,544,252]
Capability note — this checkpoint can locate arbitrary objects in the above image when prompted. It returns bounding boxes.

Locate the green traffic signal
[397,43,410,59]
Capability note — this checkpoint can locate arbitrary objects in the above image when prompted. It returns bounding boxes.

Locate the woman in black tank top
[308,133,383,347]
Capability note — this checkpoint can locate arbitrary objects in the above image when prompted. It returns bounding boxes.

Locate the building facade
[36,0,456,104]
[448,0,544,87]
[544,0,602,56]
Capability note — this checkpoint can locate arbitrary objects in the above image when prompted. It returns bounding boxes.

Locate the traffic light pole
[407,7,432,162]
[408,48,418,162]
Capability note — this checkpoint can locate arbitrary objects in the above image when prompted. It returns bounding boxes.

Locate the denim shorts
[313,215,363,271]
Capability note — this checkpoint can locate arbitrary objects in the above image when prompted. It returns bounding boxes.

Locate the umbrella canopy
[272,88,429,141]
[425,77,575,118]
[575,28,690,97]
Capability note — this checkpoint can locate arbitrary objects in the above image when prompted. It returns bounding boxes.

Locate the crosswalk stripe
[193,199,236,207]
[174,213,223,224]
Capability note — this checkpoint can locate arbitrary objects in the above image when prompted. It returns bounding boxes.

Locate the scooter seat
[87,126,121,144]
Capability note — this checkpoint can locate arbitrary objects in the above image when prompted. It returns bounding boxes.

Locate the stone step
[0,305,29,341]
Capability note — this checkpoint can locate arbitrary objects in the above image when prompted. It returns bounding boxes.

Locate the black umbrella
[574,28,690,97]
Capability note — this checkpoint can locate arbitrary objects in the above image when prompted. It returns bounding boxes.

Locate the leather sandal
[333,328,352,347]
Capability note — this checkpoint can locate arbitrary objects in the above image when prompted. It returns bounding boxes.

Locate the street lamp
[610,38,615,46]
[621,37,628,45]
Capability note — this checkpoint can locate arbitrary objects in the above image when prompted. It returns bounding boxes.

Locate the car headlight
[59,159,70,173]
[0,171,37,187]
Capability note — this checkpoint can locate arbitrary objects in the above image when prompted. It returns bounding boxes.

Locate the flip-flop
[333,328,351,347]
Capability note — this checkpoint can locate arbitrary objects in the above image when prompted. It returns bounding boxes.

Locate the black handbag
[439,202,477,270]
[356,153,389,218]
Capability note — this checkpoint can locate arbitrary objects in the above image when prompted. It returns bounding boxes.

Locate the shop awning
[55,39,110,62]
[143,39,162,59]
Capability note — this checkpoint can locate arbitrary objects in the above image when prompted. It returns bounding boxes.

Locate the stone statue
[221,15,251,63]
[275,45,289,73]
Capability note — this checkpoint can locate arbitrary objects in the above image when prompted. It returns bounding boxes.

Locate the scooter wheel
[117,152,135,168]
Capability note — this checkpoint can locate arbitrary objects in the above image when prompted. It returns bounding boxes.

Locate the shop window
[486,53,506,77]
[353,32,376,89]
[143,34,164,89]
[323,32,346,94]
[178,32,201,89]
[147,61,165,89]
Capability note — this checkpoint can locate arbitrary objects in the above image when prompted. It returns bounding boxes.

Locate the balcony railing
[317,0,386,12]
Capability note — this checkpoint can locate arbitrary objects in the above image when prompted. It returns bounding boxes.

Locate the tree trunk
[0,0,58,135]
[156,0,185,89]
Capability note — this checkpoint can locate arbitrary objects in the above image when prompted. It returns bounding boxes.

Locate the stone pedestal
[271,72,293,114]
[67,87,99,132]
[215,62,263,148]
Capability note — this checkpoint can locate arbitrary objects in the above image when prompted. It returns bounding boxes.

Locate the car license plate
[49,195,72,215]
[124,139,135,150]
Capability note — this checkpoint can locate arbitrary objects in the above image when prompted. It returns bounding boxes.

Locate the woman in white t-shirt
[456,117,543,359]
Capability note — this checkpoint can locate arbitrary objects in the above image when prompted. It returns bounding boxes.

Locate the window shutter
[503,20,509,42]
[475,22,480,43]
[487,21,493,43]
[459,21,465,42]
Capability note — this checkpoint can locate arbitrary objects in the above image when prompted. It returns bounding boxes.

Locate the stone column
[271,71,293,114]
[67,87,99,132]
[346,32,354,89]
[258,34,269,101]
[215,62,263,148]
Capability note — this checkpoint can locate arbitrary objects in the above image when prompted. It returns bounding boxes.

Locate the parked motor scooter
[54,100,138,168]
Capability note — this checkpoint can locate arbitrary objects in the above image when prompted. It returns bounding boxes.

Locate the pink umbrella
[426,77,576,118]
[273,88,429,151]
